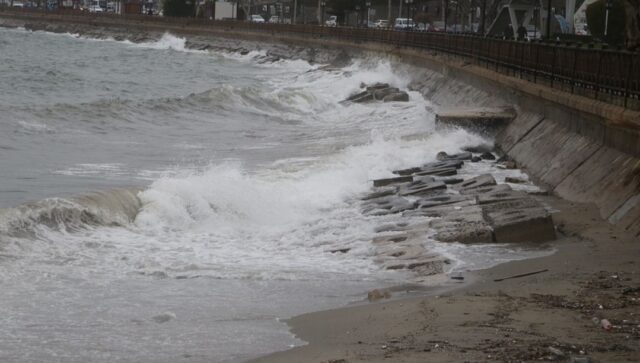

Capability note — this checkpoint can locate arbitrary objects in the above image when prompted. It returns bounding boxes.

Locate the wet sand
[251,195,640,362]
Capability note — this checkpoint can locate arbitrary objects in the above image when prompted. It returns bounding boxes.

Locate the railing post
[550,44,557,88]
[624,53,633,108]
[595,51,603,100]
[570,47,578,94]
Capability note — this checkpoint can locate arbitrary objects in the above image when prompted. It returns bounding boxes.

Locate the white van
[394,18,415,30]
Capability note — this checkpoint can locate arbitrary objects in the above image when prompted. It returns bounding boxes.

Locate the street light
[404,0,413,19]
[604,0,613,37]
[355,5,361,27]
[533,5,539,39]
[321,0,326,25]
[545,0,552,39]
[366,0,371,27]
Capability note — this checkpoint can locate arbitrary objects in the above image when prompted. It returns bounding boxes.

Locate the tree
[162,0,196,17]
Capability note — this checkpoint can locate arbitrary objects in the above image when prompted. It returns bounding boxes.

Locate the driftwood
[493,269,549,282]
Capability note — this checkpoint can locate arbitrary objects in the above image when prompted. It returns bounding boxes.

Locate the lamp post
[366,0,371,27]
[604,0,612,37]
[533,5,539,39]
[356,4,361,26]
[404,0,413,18]
[545,0,552,39]
[321,0,326,24]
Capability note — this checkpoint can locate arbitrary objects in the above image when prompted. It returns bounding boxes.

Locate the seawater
[0,28,548,362]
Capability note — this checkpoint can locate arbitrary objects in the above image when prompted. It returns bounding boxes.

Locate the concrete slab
[459,183,512,195]
[555,147,640,220]
[476,190,530,205]
[434,222,494,244]
[485,207,556,243]
[416,194,476,209]
[509,119,601,188]
[399,181,447,196]
[373,175,413,187]
[456,174,497,191]
[495,112,544,152]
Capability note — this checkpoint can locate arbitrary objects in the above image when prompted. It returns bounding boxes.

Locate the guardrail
[3,8,639,110]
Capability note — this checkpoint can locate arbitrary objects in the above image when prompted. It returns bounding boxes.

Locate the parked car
[374,19,389,28]
[89,5,104,12]
[12,1,25,7]
[268,15,279,23]
[394,18,415,30]
[250,15,265,23]
[325,15,337,27]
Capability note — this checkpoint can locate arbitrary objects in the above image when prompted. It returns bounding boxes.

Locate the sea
[0,27,550,362]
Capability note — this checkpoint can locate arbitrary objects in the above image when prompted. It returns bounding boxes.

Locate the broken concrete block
[415,167,458,177]
[485,207,556,243]
[373,87,400,100]
[424,160,464,169]
[416,194,475,209]
[399,181,447,196]
[361,188,396,200]
[434,222,494,244]
[480,152,496,160]
[436,151,473,161]
[392,167,423,176]
[459,183,512,195]
[457,174,497,191]
[382,91,409,102]
[505,176,526,184]
[476,190,529,205]
[373,175,413,187]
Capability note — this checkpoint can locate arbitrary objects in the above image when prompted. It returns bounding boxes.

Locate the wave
[0,189,142,238]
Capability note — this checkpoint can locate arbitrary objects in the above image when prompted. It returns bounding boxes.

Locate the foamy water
[0,28,551,362]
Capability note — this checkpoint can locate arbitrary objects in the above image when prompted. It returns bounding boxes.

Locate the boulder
[471,156,482,162]
[382,92,409,102]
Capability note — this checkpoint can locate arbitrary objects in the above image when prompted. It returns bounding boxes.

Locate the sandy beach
[252,195,639,362]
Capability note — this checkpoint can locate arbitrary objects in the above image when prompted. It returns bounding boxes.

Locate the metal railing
[3,8,639,110]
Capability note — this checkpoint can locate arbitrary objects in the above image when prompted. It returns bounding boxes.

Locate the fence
[3,8,639,109]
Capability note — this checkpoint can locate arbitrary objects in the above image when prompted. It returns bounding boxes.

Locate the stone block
[416,194,475,209]
[373,175,413,187]
[434,222,494,244]
[457,174,497,191]
[399,181,447,196]
[459,183,511,195]
[485,207,556,243]
[476,190,529,205]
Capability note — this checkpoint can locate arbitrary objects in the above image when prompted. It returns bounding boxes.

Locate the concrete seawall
[1,10,638,236]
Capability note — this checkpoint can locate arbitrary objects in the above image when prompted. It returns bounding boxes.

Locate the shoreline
[250,194,640,362]
[1,17,638,362]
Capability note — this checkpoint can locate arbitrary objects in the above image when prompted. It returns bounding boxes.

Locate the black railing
[2,8,639,110]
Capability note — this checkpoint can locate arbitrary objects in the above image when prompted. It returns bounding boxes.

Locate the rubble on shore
[361,149,556,278]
